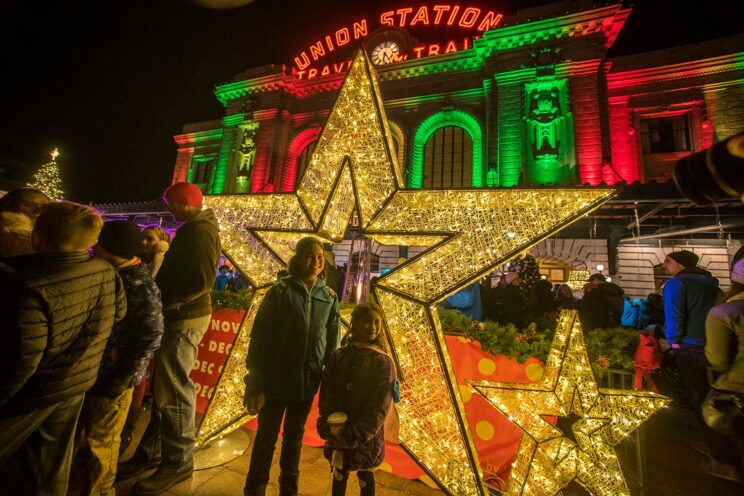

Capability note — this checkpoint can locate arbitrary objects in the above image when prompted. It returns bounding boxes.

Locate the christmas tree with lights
[28,148,64,200]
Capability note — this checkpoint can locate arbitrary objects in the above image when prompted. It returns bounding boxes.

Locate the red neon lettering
[410,6,429,26]
[295,70,306,80]
[321,65,330,77]
[309,41,325,61]
[336,28,350,46]
[380,11,394,27]
[447,5,460,26]
[396,8,412,27]
[308,68,318,79]
[463,37,470,49]
[294,52,310,70]
[433,5,450,25]
[444,40,457,53]
[333,62,346,73]
[346,59,353,69]
[428,44,441,56]
[477,12,503,31]
[325,35,334,52]
[413,46,426,58]
[459,7,479,28]
[353,19,367,38]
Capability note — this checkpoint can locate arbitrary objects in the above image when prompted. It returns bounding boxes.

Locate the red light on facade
[410,6,430,26]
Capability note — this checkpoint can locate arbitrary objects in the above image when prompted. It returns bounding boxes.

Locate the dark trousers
[0,393,85,496]
[674,347,740,465]
[332,469,375,496]
[244,396,314,495]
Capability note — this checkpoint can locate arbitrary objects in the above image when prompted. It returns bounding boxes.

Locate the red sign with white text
[192,309,246,413]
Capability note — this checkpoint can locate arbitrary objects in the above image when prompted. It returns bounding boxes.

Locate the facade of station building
[168,1,744,299]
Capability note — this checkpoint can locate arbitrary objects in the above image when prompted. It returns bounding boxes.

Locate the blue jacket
[442,282,482,321]
[621,296,639,327]
[663,268,720,346]
[245,275,340,402]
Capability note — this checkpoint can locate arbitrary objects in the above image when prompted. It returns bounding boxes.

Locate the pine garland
[438,308,639,377]
[210,289,254,311]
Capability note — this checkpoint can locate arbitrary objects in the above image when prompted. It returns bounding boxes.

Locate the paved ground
[104,396,744,496]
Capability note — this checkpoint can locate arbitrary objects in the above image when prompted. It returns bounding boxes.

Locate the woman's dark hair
[345,302,387,350]
[0,188,50,213]
[288,236,325,277]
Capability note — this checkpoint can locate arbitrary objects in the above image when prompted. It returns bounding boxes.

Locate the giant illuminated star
[198,50,616,496]
[470,310,670,496]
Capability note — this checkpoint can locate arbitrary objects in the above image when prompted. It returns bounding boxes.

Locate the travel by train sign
[292,4,504,80]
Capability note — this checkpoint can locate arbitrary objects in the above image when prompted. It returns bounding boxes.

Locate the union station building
[107,1,744,299]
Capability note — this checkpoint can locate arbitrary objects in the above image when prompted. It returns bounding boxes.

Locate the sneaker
[133,464,194,495]
[700,459,741,483]
[115,451,161,481]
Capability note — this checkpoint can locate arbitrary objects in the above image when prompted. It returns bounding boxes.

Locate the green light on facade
[409,109,484,188]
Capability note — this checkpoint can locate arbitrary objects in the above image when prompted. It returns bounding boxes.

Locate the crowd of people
[473,249,744,484]
[0,181,742,492]
[0,185,396,496]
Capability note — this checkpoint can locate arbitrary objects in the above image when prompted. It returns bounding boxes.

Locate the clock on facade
[371,41,400,66]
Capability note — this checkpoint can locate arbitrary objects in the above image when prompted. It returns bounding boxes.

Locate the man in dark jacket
[120,182,221,494]
[0,202,126,496]
[578,273,625,330]
[75,220,164,494]
[662,250,731,474]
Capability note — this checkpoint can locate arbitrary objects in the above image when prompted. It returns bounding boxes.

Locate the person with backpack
[242,236,340,496]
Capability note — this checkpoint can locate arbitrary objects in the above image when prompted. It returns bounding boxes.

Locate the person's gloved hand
[243,392,266,415]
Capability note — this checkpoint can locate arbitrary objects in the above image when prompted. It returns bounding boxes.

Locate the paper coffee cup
[328,411,348,436]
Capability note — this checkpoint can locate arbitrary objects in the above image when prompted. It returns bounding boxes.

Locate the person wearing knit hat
[120,182,220,494]
[163,182,203,211]
[665,250,700,273]
[82,220,164,494]
[701,258,744,482]
[97,220,144,260]
[663,249,728,481]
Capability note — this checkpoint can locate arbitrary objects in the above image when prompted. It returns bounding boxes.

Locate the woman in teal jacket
[243,236,340,496]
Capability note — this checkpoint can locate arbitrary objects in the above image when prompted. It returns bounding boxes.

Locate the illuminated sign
[292,4,503,80]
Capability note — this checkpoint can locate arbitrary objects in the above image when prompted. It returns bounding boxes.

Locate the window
[640,115,691,154]
[295,140,317,189]
[422,126,472,188]
[192,158,215,185]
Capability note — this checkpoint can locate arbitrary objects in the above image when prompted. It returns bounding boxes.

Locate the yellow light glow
[199,50,616,496]
[471,310,670,496]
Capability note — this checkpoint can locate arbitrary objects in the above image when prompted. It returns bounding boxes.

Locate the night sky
[2,0,742,203]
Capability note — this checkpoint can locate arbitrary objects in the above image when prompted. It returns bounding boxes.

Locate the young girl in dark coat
[317,303,395,496]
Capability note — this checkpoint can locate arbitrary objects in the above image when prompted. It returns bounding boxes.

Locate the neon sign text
[295,38,474,80]
[292,4,503,73]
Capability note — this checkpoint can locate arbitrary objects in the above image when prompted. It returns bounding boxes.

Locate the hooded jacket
[0,211,34,257]
[664,267,720,346]
[705,292,744,393]
[244,275,340,402]
[0,252,126,414]
[317,342,394,471]
[155,208,221,320]
[91,260,164,397]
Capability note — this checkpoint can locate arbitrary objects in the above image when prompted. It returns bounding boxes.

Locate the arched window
[409,109,483,188]
[294,140,317,189]
[423,126,473,188]
[282,127,322,192]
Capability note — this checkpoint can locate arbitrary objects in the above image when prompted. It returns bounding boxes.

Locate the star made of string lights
[198,50,616,496]
[470,310,670,496]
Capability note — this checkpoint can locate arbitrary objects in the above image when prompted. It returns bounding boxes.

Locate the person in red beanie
[118,182,221,494]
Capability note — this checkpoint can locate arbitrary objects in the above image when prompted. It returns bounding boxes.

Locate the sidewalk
[111,400,742,496]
